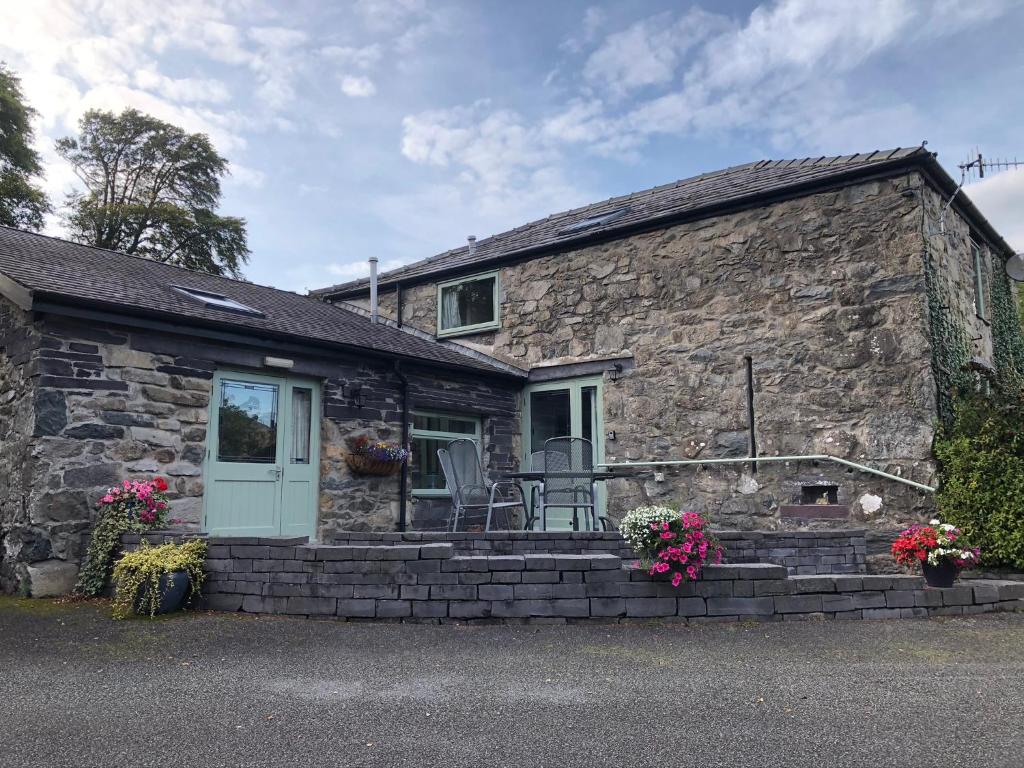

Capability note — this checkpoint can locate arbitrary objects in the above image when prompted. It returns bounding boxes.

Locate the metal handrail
[599,454,936,493]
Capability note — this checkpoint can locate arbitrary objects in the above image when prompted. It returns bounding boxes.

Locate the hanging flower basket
[344,435,409,477]
[344,453,405,477]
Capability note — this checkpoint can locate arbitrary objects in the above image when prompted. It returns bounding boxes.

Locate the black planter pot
[922,559,957,588]
[135,571,191,615]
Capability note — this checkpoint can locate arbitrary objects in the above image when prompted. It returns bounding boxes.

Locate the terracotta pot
[922,559,957,588]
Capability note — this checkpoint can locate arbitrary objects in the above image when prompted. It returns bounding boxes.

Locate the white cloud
[134,70,231,104]
[340,75,377,98]
[321,44,382,70]
[967,167,1024,252]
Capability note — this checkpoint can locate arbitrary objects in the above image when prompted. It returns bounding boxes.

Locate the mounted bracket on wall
[342,384,363,408]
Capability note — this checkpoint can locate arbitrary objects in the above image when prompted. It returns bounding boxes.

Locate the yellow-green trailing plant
[111,539,207,619]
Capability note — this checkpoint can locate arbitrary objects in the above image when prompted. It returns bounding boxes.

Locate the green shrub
[935,390,1024,569]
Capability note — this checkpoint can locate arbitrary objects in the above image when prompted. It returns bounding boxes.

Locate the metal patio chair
[539,436,597,532]
[438,439,527,532]
[523,450,546,531]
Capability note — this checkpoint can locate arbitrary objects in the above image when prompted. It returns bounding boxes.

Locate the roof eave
[30,293,525,381]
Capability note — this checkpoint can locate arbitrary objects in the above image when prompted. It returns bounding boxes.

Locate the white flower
[929,519,941,526]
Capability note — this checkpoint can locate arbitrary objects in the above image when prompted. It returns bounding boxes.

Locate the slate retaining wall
[324,529,868,574]
[122,535,1022,623]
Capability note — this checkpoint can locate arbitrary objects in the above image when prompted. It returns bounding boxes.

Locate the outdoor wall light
[607,362,623,381]
[343,385,363,408]
[263,356,294,369]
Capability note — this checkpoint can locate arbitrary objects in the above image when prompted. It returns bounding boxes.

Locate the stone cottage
[0,228,524,594]
[1,146,1020,596]
[314,147,1022,539]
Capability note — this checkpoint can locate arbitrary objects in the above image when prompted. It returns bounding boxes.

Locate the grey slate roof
[0,226,519,377]
[313,146,976,298]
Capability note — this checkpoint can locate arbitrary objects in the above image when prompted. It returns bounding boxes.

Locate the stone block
[695,580,733,598]
[625,598,677,617]
[967,582,1000,604]
[353,585,399,599]
[821,594,856,612]
[941,586,973,606]
[913,589,943,607]
[550,599,592,617]
[552,584,586,599]
[458,573,492,585]
[400,586,430,600]
[732,564,788,580]
[589,598,626,617]
[788,575,836,593]
[490,572,522,584]
[706,597,774,616]
[315,585,355,599]
[430,585,477,600]
[553,555,592,571]
[488,555,526,571]
[585,569,629,582]
[994,581,1024,601]
[700,565,740,580]
[26,560,78,597]
[588,554,622,570]
[677,597,707,617]
[412,601,448,618]
[479,585,514,601]
[335,599,375,617]
[490,600,532,618]
[286,597,336,615]
[884,590,915,608]
[449,601,492,619]
[376,600,412,618]
[774,594,823,614]
[405,559,441,574]
[419,543,454,559]
[523,554,555,570]
[202,593,244,611]
[833,610,863,620]
[585,581,623,598]
[754,579,793,596]
[231,545,270,559]
[442,557,487,572]
[418,572,459,585]
[834,577,863,592]
[514,583,554,599]
[850,591,885,609]
[732,580,754,597]
[381,546,423,560]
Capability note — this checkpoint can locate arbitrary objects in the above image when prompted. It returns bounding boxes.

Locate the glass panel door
[523,377,604,531]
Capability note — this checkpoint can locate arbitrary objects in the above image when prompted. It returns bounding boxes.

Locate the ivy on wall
[990,264,1024,395]
[922,248,973,427]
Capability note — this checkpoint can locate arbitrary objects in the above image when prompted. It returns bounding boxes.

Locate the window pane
[412,413,477,434]
[290,388,312,464]
[218,381,278,463]
[411,436,450,491]
[440,276,495,330]
[530,389,571,448]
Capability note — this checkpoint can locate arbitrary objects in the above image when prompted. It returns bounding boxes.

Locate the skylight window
[559,206,630,234]
[171,285,264,317]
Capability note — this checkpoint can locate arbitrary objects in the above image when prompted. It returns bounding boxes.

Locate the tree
[0,63,50,230]
[57,109,249,277]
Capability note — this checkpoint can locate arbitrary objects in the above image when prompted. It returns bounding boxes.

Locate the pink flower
[653,562,670,574]
[100,495,114,504]
[671,572,683,588]
[660,531,674,540]
[682,541,693,554]
[686,565,697,579]
[650,523,660,531]
[661,522,669,531]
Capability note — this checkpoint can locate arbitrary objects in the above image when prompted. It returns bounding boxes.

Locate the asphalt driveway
[1,598,1022,768]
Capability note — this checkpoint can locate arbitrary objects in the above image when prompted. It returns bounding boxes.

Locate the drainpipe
[395,282,403,328]
[369,256,379,324]
[394,360,410,532]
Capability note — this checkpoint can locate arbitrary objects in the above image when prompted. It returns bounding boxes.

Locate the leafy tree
[56,108,249,277]
[0,63,50,230]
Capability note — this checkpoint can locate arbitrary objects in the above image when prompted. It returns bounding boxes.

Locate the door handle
[268,466,282,480]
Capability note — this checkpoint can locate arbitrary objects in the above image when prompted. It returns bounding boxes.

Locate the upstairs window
[971,241,989,322]
[436,271,499,337]
[172,285,264,317]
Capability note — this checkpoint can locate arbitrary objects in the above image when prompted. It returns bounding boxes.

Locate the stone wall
[324,529,868,574]
[358,174,999,533]
[127,535,1023,623]
[0,309,521,595]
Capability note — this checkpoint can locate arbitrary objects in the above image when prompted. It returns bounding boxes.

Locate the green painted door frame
[522,375,605,529]
[204,370,321,539]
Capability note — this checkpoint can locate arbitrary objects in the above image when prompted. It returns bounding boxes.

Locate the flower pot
[135,571,191,615]
[922,559,957,588]
[344,453,404,477]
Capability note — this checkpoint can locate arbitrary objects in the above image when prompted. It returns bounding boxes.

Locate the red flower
[153,477,168,492]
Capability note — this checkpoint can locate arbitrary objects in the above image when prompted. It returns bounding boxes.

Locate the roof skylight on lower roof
[171,285,265,317]
[559,206,630,234]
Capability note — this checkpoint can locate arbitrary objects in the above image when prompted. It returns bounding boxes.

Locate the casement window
[436,271,500,337]
[410,411,482,495]
[972,241,989,322]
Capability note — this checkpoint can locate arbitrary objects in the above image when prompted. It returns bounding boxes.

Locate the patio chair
[539,437,597,532]
[438,439,527,532]
[523,450,545,531]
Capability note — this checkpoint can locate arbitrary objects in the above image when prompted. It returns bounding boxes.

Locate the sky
[1,0,1023,293]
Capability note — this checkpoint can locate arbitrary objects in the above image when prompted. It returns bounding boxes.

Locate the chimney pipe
[467,235,476,256]
[369,256,379,324]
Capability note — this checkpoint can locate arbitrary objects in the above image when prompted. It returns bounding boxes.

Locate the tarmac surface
[1,598,1022,767]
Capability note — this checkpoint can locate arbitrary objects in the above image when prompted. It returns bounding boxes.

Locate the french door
[522,376,605,530]
[204,371,321,538]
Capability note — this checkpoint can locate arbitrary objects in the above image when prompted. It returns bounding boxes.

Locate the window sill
[437,322,500,339]
[412,490,451,498]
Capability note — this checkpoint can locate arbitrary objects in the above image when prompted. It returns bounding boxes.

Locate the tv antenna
[958,150,1024,182]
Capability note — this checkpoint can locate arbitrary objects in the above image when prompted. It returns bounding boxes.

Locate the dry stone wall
[369,175,998,535]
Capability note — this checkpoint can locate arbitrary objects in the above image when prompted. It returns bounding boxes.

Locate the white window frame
[436,271,501,338]
[410,410,482,497]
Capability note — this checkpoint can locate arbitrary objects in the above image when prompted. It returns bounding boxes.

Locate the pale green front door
[522,376,605,530]
[204,371,321,539]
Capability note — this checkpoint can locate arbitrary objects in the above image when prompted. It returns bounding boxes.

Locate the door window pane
[581,386,596,444]
[530,389,571,449]
[218,380,278,463]
[439,275,496,331]
[290,388,312,465]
